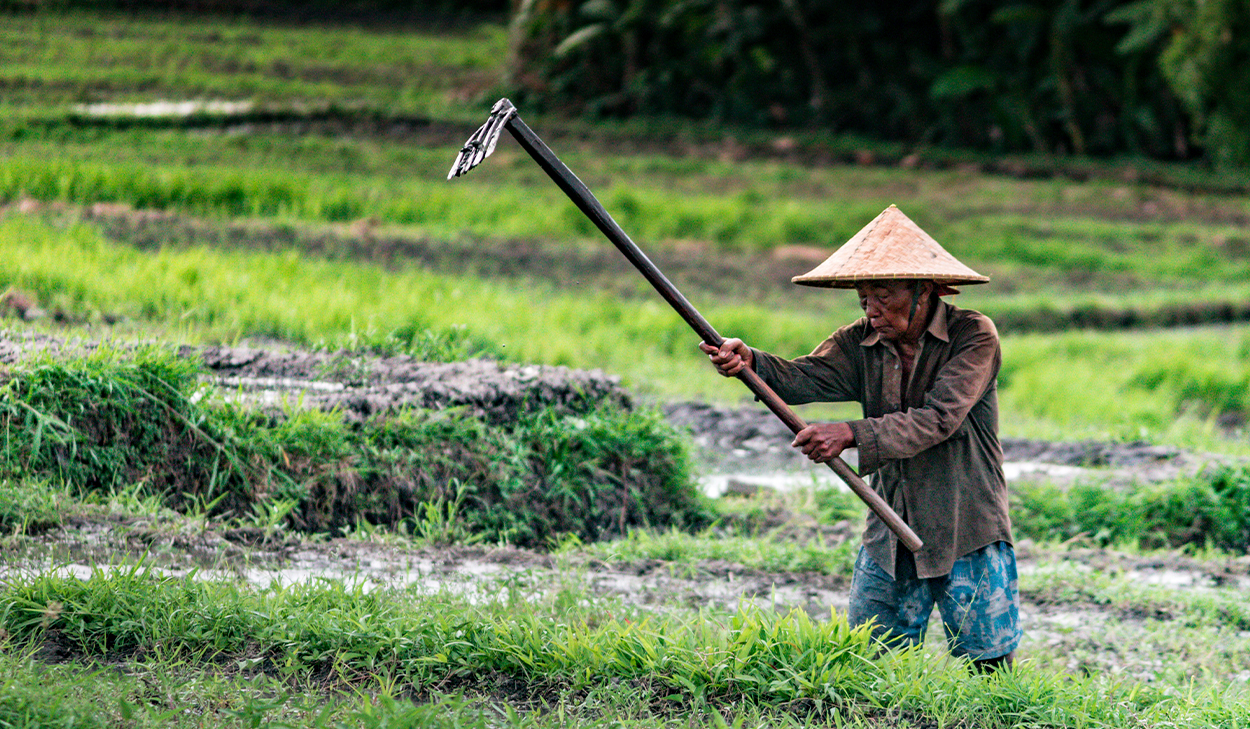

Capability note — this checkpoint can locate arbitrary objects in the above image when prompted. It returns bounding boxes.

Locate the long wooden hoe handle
[454,100,922,553]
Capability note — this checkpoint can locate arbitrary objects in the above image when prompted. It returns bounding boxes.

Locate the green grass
[996,327,1250,447]
[0,345,707,544]
[5,122,1250,346]
[0,652,527,729]
[1011,466,1250,552]
[4,131,1250,285]
[4,565,1250,727]
[0,11,508,120]
[5,214,1250,451]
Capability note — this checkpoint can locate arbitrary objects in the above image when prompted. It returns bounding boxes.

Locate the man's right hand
[699,338,754,377]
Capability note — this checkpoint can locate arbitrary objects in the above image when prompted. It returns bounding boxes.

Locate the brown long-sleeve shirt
[751,300,1011,579]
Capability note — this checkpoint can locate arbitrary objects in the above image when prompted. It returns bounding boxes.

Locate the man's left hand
[792,422,856,463]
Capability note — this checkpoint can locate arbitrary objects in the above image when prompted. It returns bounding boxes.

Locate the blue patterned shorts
[848,541,1021,660]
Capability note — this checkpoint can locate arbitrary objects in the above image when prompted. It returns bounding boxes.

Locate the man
[700,205,1019,671]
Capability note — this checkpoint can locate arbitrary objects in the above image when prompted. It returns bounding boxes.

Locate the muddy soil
[7,505,1250,685]
[0,329,629,423]
[663,399,1230,489]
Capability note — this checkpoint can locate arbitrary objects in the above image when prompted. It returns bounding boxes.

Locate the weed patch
[1012,465,1250,552]
[0,480,66,535]
[0,349,709,545]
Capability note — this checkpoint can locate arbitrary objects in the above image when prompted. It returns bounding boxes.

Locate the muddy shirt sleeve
[849,314,1000,475]
[750,326,863,405]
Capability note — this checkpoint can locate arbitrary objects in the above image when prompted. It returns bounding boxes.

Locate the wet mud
[3,330,1249,684]
[0,329,630,424]
[7,505,1250,686]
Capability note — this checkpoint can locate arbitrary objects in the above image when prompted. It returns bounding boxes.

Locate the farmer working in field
[700,205,1018,671]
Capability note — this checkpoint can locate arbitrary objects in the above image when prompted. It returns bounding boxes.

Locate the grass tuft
[0,349,709,545]
[1012,465,1250,553]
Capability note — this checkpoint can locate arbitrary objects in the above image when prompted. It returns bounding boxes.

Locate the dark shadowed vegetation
[513,0,1250,167]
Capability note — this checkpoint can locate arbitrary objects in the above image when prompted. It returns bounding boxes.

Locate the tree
[1112,0,1250,166]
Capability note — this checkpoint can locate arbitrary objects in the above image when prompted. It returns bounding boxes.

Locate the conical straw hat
[791,205,989,290]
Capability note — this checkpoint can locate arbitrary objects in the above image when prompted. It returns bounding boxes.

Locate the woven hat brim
[791,272,989,289]
[790,205,988,291]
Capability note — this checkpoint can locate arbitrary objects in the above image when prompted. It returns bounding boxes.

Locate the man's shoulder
[944,302,1000,341]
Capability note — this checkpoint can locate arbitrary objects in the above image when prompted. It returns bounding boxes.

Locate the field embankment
[0,337,707,545]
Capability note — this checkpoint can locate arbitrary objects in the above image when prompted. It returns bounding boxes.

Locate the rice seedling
[569,527,857,578]
[1011,465,1250,552]
[2,565,1250,727]
[0,10,508,120]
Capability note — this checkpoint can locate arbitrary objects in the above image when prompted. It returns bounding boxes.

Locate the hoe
[449,99,922,553]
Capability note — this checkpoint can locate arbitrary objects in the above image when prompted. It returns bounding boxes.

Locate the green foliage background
[512,0,1250,166]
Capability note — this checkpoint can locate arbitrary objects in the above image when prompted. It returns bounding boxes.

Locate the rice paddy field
[3,7,1250,728]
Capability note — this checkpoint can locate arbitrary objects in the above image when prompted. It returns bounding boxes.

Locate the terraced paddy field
[2,6,1250,728]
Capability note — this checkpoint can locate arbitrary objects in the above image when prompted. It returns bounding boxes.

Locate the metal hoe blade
[447,98,518,180]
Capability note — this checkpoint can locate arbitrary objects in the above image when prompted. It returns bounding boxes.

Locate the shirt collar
[860,299,951,347]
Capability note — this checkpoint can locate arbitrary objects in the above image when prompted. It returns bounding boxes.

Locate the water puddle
[701,459,1092,497]
[73,100,254,118]
[699,471,837,498]
[0,550,512,597]
[1002,462,1089,481]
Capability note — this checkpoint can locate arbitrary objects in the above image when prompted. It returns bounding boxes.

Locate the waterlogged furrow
[1022,562,1250,629]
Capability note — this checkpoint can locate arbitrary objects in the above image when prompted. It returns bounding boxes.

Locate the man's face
[856,280,921,341]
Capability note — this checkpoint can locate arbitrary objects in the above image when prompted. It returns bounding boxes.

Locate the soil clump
[0,329,630,424]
